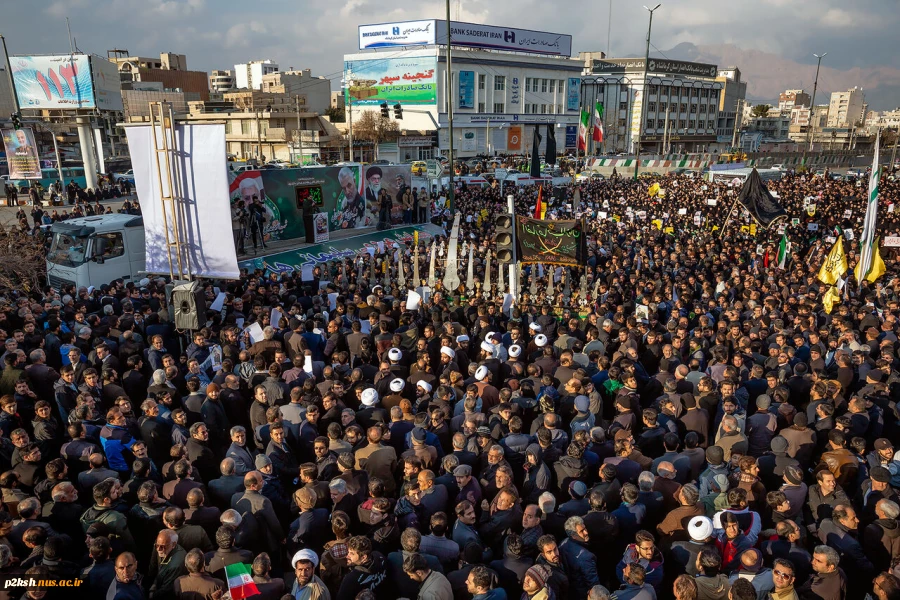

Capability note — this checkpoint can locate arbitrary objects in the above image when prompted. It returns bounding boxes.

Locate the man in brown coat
[355,425,398,496]
[175,547,226,600]
[657,483,705,544]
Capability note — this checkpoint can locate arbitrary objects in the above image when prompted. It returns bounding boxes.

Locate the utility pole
[346,68,354,162]
[1,35,20,117]
[806,52,826,152]
[255,110,262,162]
[295,94,304,165]
[634,3,661,179]
[445,0,455,212]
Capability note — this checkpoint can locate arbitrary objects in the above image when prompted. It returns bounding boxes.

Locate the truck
[46,214,146,290]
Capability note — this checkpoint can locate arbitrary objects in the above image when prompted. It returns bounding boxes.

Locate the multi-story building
[260,69,330,114]
[827,86,865,128]
[209,70,235,93]
[583,57,723,153]
[778,89,811,113]
[331,91,345,111]
[745,115,791,140]
[234,60,279,90]
[346,20,582,161]
[112,52,209,101]
[715,67,747,146]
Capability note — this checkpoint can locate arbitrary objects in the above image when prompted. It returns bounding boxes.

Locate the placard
[845,229,854,241]
[678,208,687,215]
[884,236,900,247]
[808,223,819,231]
[706,199,717,206]
[313,213,330,242]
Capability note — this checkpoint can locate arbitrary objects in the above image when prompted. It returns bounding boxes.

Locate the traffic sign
[426,159,444,178]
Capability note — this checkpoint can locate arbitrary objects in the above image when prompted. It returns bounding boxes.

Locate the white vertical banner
[93,128,106,176]
[125,123,240,279]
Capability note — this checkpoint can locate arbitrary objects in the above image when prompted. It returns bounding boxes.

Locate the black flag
[530,127,542,178]
[735,168,788,228]
[545,124,557,166]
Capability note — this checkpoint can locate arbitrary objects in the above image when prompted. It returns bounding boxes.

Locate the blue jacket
[99,424,136,472]
[559,537,599,599]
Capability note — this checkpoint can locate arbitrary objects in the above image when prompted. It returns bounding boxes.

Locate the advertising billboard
[345,56,437,106]
[566,77,581,112]
[565,125,577,149]
[438,21,573,56]
[357,20,573,56]
[1,128,41,179]
[11,55,95,109]
[459,71,475,109]
[90,55,124,111]
[359,20,437,50]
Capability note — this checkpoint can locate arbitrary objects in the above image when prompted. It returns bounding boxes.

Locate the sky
[2,0,898,102]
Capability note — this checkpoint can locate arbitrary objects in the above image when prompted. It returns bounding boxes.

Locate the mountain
[646,42,900,111]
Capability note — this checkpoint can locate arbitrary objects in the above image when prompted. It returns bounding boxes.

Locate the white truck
[46,214,147,290]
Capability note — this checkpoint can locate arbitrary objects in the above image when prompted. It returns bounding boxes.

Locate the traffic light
[380,102,389,118]
[393,103,403,120]
[495,213,514,263]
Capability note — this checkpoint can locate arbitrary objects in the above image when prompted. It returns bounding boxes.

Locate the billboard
[1,128,41,179]
[356,20,573,56]
[439,21,572,56]
[566,77,581,112]
[507,126,522,152]
[359,20,437,49]
[11,55,95,109]
[459,71,475,109]
[591,57,718,78]
[345,56,437,105]
[90,55,124,111]
[363,164,413,225]
[461,129,477,152]
[516,216,587,267]
[565,125,577,149]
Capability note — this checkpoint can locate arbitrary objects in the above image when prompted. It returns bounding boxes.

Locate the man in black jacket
[337,535,387,600]
[139,399,172,467]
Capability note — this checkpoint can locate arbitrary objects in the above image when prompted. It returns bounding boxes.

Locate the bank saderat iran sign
[358,20,573,56]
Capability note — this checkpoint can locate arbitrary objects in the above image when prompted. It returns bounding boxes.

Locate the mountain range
[647,42,900,112]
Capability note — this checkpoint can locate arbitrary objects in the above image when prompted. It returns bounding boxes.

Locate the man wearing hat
[666,516,716,578]
[289,487,330,557]
[867,438,896,471]
[858,466,900,525]
[356,388,387,430]
[473,365,500,412]
[402,426,438,470]
[290,549,330,600]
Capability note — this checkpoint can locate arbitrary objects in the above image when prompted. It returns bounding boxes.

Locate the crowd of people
[0,163,900,600]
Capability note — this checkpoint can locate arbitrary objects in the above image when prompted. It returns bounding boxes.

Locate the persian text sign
[516,216,587,266]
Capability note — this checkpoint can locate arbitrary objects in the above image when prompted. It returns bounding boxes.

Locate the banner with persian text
[516,216,587,267]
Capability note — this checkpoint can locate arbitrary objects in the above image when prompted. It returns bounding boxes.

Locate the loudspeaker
[171,281,205,330]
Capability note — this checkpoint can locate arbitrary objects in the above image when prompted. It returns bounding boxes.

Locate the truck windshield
[47,233,88,267]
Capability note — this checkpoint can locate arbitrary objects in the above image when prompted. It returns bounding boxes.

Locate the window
[690,105,697,113]
[478,102,485,113]
[678,120,686,129]
[224,121,232,134]
[524,104,531,114]
[549,79,555,93]
[619,102,627,111]
[540,104,546,113]
[532,79,539,92]
[698,120,705,129]
[478,74,486,90]
[525,78,532,92]
[241,121,250,135]
[657,119,665,128]
[541,79,548,93]
[648,102,656,112]
[92,233,125,259]
[494,76,506,91]
[646,119,654,128]
[494,102,505,113]
[532,103,539,114]
[649,85,658,94]
[680,103,688,113]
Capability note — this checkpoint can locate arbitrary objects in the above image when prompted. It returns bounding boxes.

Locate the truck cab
[46,214,146,290]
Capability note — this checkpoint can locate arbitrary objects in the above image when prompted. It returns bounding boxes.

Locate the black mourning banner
[516,216,587,266]
[736,168,788,228]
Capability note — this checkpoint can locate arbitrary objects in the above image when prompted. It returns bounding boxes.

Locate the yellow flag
[854,238,886,283]
[652,219,663,230]
[648,183,660,197]
[822,285,841,314]
[664,226,674,234]
[749,224,757,235]
[818,236,848,285]
[414,231,419,246]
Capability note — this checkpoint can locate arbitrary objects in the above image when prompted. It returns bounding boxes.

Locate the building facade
[234,60,279,90]
[113,52,209,101]
[583,57,723,153]
[260,69,330,114]
[827,86,865,128]
[209,70,235,93]
[715,67,747,146]
[778,89,811,113]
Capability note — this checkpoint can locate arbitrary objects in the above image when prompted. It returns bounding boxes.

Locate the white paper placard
[245,322,265,344]
[406,291,422,311]
[301,264,315,281]
[209,292,227,312]
[678,208,687,215]
[328,293,339,311]
[845,229,854,240]
[270,308,283,329]
[808,223,819,231]
[707,199,717,206]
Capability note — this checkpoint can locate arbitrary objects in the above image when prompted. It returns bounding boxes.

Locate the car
[771,164,785,171]
[111,169,135,184]
[371,159,391,165]
[411,161,427,176]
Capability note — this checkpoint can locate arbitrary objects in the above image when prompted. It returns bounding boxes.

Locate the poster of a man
[1,128,41,179]
[228,171,284,241]
[364,165,412,225]
[333,166,370,229]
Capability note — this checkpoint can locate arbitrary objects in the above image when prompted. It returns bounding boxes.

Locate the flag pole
[718,196,741,239]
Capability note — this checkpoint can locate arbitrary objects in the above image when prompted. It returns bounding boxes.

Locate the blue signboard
[459,71,475,109]
[565,125,577,148]
[566,77,580,112]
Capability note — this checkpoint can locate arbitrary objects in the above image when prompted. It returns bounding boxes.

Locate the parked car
[411,161,427,175]
[111,169,135,184]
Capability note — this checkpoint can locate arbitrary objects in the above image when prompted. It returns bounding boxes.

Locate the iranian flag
[593,102,604,143]
[777,234,791,269]
[225,563,259,599]
[577,109,589,151]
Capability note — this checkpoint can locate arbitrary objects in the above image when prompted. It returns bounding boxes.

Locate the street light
[635,3,661,179]
[807,52,826,151]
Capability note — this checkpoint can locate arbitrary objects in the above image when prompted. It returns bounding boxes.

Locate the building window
[698,120,705,129]
[494,76,506,91]
[678,120,686,129]
[540,104,546,113]
[619,101,627,111]
[648,102,656,112]
[657,119,664,128]
[690,105,697,113]
[478,74,486,90]
[549,79,555,93]
[524,104,531,114]
[494,102,505,113]
[525,78,532,93]
[646,119,654,128]
[649,84,658,94]
[224,121,232,134]
[558,105,564,114]
[541,79,548,93]
[478,102,485,113]
[680,103,687,113]
[241,121,250,135]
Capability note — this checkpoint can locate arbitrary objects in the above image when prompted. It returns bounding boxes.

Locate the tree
[352,111,399,145]
[324,106,345,123]
[750,104,772,118]
[0,226,46,293]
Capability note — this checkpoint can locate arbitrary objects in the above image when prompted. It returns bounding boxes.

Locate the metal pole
[0,35,20,116]
[635,4,661,180]
[663,100,670,154]
[295,95,304,165]
[255,110,262,161]
[486,117,490,155]
[51,131,65,190]
[807,53,826,152]
[607,0,613,57]
[346,68,354,162]
[446,0,455,213]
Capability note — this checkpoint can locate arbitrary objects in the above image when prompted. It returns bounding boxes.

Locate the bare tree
[0,225,46,293]
[353,111,399,145]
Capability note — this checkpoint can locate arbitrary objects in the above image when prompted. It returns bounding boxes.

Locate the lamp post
[807,52,826,152]
[634,3,661,179]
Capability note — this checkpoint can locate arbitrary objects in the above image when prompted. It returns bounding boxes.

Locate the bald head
[657,461,676,479]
